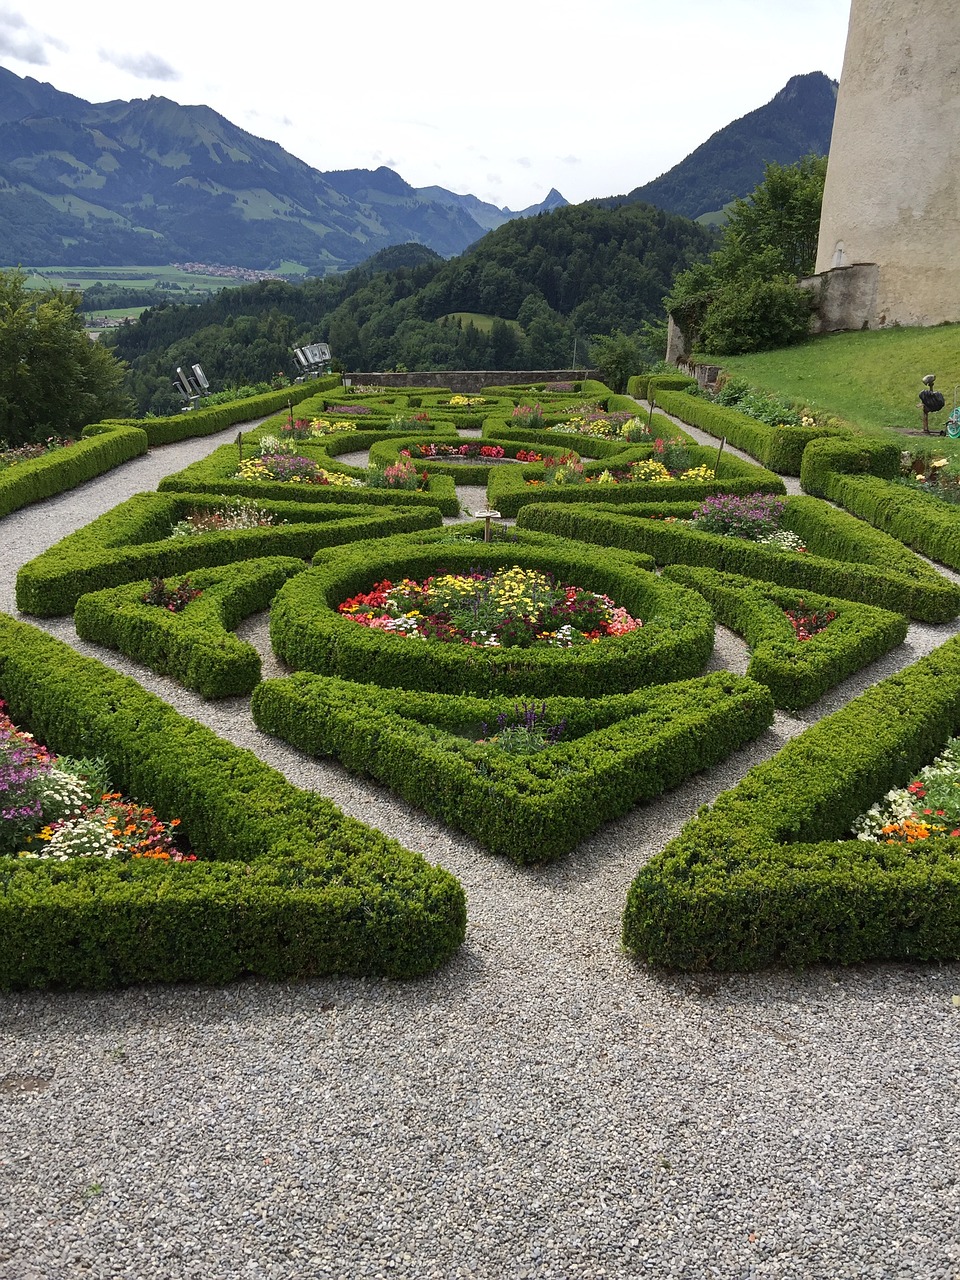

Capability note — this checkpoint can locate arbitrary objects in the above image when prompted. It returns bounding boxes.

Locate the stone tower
[811,0,960,329]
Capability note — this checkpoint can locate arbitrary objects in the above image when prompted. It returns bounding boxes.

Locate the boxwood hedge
[16,492,442,616]
[516,499,960,622]
[0,424,148,520]
[661,565,908,711]
[0,615,467,989]
[623,633,960,971]
[251,671,774,862]
[156,441,460,515]
[269,532,708,697]
[74,557,308,698]
[653,390,851,475]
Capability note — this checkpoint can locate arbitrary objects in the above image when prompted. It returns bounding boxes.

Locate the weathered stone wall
[799,263,880,333]
[815,0,960,328]
[344,370,597,393]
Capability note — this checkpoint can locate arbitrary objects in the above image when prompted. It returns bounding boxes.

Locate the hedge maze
[6,377,960,985]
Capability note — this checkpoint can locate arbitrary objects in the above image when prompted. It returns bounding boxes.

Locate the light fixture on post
[292,342,333,381]
[172,363,211,412]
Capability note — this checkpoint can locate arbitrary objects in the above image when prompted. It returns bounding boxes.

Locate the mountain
[612,72,838,221]
[415,185,568,232]
[0,66,566,270]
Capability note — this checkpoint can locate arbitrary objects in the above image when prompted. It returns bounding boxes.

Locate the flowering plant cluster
[329,404,373,415]
[141,577,203,612]
[235,455,362,487]
[272,418,357,444]
[851,736,960,844]
[512,403,544,429]
[388,412,431,430]
[446,395,486,406]
[897,455,960,506]
[170,499,282,538]
[338,566,641,649]
[783,602,836,642]
[477,702,567,754]
[0,436,74,472]
[690,493,785,540]
[548,411,643,441]
[365,460,430,491]
[400,442,505,461]
[515,449,543,463]
[0,702,193,862]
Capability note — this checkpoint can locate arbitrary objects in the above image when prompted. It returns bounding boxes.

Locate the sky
[0,0,852,211]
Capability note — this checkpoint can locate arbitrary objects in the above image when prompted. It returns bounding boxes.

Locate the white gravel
[1,419,960,1280]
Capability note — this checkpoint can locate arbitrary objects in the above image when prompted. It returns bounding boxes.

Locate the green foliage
[514,498,960,622]
[269,532,712,698]
[0,269,133,445]
[251,672,774,863]
[74,558,307,698]
[0,616,467,989]
[654,389,850,475]
[623,633,960,971]
[15,492,442,616]
[661,565,908,710]
[588,330,646,394]
[666,156,826,355]
[0,424,147,519]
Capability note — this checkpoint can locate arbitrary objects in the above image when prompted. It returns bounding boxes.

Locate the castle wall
[815,0,960,327]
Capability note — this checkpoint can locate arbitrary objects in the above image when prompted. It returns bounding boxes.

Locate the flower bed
[368,435,555,486]
[851,735,960,844]
[0,616,466,988]
[487,445,784,517]
[270,531,711,697]
[0,424,148,521]
[157,442,459,515]
[338,566,641,649]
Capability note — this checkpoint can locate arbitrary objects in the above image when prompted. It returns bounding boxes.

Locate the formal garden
[4,374,960,989]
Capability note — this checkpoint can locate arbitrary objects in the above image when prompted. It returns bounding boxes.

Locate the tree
[0,270,132,445]
[590,330,646,393]
[665,156,825,356]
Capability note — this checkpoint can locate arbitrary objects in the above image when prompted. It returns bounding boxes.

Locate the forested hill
[109,203,714,414]
[612,72,838,221]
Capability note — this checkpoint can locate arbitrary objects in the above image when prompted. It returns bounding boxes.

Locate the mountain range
[0,65,567,270]
[0,65,837,271]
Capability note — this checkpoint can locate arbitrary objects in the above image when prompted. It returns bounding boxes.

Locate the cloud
[99,49,180,81]
[556,154,581,165]
[516,157,532,169]
[0,9,52,64]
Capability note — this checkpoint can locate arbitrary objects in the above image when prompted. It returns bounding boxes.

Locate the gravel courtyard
[1,421,958,1280]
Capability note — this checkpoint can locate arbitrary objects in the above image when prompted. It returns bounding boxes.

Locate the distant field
[15,265,232,293]
[439,312,522,334]
[711,324,960,441]
[84,306,148,321]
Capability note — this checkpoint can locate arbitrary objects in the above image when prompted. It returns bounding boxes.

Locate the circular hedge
[269,538,714,696]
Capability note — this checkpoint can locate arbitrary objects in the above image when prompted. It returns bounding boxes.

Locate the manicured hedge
[252,671,774,863]
[0,615,467,989]
[16,492,442,616]
[269,532,708,697]
[486,446,785,518]
[661,565,908,710]
[74,557,308,698]
[0,425,148,520]
[627,374,697,402]
[654,390,851,475]
[156,442,460,515]
[368,434,584,487]
[799,436,901,499]
[516,499,960,622]
[129,378,340,446]
[623,633,960,971]
[819,475,960,573]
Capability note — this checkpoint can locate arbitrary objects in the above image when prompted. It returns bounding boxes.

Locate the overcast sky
[0,0,851,210]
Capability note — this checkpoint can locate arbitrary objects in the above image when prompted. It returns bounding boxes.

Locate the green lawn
[709,324,960,441]
[439,312,522,334]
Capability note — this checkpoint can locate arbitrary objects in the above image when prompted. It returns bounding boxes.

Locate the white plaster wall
[816,0,960,326]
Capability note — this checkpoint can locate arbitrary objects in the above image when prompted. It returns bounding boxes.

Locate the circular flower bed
[338,566,642,648]
[269,539,714,695]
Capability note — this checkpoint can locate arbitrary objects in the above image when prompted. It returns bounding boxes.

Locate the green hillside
[713,324,960,439]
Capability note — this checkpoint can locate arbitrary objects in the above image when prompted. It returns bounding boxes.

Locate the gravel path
[2,420,960,1280]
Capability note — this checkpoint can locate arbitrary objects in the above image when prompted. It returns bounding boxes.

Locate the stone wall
[344,370,596,393]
